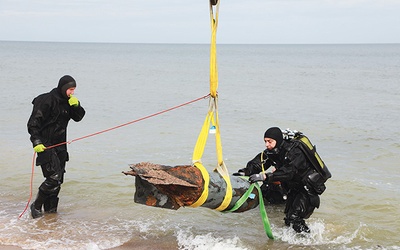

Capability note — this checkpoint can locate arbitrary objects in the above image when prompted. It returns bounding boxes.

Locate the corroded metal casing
[123,162,259,212]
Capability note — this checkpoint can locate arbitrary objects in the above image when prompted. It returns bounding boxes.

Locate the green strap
[254,182,274,239]
[225,177,274,239]
[225,183,256,212]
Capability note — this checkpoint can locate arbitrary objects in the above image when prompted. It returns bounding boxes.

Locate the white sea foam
[176,229,247,250]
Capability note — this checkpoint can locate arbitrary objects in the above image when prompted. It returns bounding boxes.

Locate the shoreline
[0,246,22,250]
[0,237,179,250]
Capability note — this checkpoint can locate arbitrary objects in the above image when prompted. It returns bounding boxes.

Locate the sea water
[0,41,399,249]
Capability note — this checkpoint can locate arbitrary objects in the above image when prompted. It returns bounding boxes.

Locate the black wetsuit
[27,87,85,212]
[245,140,320,232]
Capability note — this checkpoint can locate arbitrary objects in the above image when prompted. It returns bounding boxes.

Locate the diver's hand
[249,173,266,183]
[68,95,79,107]
[33,144,46,153]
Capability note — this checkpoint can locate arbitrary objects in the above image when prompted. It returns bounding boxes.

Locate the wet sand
[109,235,179,250]
[110,242,178,250]
[0,236,179,250]
[0,246,23,250]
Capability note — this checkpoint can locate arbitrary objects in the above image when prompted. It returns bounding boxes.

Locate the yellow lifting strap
[209,0,219,98]
[191,0,233,211]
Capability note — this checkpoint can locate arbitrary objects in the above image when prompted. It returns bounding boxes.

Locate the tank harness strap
[261,151,266,173]
[297,136,331,180]
[299,136,325,169]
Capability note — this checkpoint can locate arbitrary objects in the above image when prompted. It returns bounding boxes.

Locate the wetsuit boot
[44,196,59,213]
[30,203,43,219]
[30,191,46,219]
[284,217,310,233]
[292,220,310,233]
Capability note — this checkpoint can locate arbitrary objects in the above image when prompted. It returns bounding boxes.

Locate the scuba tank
[282,129,332,194]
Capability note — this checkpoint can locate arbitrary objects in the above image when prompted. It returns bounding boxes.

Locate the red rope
[19,94,210,218]
[19,152,36,219]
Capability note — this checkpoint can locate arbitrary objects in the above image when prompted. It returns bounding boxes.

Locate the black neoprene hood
[57,75,76,98]
[264,127,283,147]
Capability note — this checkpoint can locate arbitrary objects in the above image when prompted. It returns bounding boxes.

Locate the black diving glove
[233,168,246,176]
[249,173,266,183]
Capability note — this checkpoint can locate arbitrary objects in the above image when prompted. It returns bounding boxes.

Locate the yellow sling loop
[191,0,233,211]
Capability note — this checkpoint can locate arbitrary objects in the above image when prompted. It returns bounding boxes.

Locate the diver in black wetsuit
[234,127,323,233]
[27,75,85,218]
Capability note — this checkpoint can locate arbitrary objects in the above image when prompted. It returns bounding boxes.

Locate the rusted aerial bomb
[123,162,260,212]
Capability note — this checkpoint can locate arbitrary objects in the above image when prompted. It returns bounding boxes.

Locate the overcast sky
[1,0,399,44]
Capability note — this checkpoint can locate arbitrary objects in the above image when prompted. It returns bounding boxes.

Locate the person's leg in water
[284,189,319,233]
[31,150,65,218]
[31,174,62,218]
